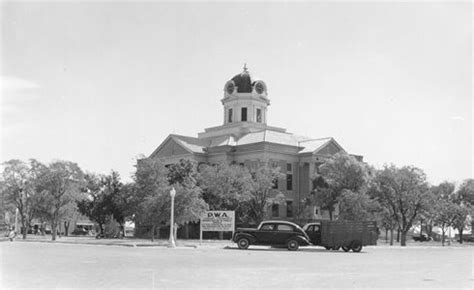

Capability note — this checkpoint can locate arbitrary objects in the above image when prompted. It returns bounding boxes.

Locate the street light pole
[169,187,176,248]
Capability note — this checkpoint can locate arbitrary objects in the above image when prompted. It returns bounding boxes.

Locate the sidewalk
[0,235,234,248]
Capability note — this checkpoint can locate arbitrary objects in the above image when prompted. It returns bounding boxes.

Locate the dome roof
[230,64,254,93]
[231,72,252,93]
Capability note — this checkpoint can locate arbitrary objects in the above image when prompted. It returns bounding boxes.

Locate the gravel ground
[1,241,472,289]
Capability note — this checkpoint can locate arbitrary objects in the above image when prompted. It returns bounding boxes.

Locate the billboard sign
[200,211,235,232]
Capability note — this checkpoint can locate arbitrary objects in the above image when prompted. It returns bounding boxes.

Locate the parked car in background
[412,233,432,242]
[233,220,311,251]
[71,228,91,236]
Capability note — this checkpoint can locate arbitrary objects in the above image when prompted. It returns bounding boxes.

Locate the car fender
[233,233,257,244]
[287,235,311,246]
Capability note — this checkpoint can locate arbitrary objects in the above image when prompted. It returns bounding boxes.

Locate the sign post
[200,211,235,245]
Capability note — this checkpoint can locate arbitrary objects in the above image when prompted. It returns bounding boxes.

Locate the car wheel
[342,246,350,252]
[324,246,332,250]
[287,239,299,251]
[351,241,362,253]
[332,246,341,251]
[237,237,250,250]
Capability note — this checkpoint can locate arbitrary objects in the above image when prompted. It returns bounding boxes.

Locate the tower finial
[243,63,248,73]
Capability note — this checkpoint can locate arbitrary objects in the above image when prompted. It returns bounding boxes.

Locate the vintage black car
[412,233,432,242]
[232,220,311,251]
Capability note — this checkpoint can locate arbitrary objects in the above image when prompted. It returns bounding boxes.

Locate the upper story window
[256,108,262,123]
[241,107,247,122]
[286,163,293,191]
[228,108,233,123]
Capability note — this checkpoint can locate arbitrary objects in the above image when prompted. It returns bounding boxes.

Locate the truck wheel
[351,241,362,252]
[237,237,250,250]
[287,239,299,251]
[342,246,350,252]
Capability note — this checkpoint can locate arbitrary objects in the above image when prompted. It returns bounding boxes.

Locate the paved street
[1,242,473,289]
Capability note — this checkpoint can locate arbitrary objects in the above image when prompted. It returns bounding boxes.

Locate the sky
[1,1,472,185]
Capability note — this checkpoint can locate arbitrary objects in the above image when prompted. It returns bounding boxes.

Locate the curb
[5,239,208,249]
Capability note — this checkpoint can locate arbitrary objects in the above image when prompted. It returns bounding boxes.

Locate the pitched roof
[297,138,333,153]
[236,130,311,147]
[152,131,345,157]
[170,134,207,153]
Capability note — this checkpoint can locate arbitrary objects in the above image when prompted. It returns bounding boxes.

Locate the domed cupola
[221,64,270,126]
[224,64,268,97]
[231,66,253,93]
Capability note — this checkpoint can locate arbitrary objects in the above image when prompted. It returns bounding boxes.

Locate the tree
[113,182,137,237]
[1,159,46,239]
[197,163,253,221]
[245,165,285,224]
[338,190,381,222]
[371,165,431,246]
[134,158,208,241]
[433,200,456,246]
[77,171,127,236]
[311,153,370,220]
[167,159,198,185]
[450,202,470,244]
[437,182,471,244]
[77,173,108,235]
[36,161,84,241]
[457,179,474,205]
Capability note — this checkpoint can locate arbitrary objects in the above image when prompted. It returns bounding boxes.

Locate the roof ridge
[298,137,333,143]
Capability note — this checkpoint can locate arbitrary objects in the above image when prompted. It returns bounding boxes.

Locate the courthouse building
[148,66,362,221]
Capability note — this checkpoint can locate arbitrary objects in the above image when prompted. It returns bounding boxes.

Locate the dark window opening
[272,204,279,218]
[228,108,233,123]
[241,107,247,122]
[256,108,262,123]
[286,201,293,218]
[287,163,292,172]
[277,224,293,231]
[286,174,293,191]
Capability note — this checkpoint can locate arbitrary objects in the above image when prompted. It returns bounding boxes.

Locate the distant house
[146,66,362,221]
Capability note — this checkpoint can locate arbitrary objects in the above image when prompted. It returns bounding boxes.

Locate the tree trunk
[385,228,388,242]
[400,231,407,246]
[156,226,161,239]
[21,218,27,240]
[51,222,57,241]
[459,229,463,244]
[64,221,69,237]
[396,228,400,242]
[419,220,423,236]
[441,229,445,246]
[328,210,333,221]
[151,224,155,242]
[390,228,394,246]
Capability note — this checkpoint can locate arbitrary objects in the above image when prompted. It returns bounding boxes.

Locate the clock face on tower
[226,82,235,94]
[255,82,265,94]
